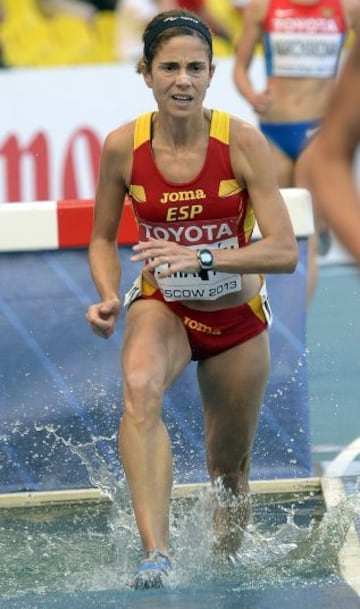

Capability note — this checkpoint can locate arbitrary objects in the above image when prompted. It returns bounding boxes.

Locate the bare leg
[295,146,324,304]
[120,299,191,555]
[306,232,319,304]
[268,144,295,189]
[268,144,319,303]
[197,330,270,554]
[119,414,172,553]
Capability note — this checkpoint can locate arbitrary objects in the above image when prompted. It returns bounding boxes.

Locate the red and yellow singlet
[128,109,254,302]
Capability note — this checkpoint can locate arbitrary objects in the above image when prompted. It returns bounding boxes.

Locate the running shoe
[130,550,172,590]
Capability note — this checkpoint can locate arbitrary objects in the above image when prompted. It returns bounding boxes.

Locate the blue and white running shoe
[130,550,172,590]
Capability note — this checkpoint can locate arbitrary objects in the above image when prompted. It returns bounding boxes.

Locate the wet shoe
[130,550,172,590]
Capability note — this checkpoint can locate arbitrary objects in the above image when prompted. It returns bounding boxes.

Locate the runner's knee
[123,368,165,425]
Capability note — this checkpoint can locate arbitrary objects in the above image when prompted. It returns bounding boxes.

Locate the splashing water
[0,431,359,600]
[169,482,359,591]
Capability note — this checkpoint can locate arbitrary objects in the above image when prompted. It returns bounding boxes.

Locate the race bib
[138,217,242,302]
[270,32,343,77]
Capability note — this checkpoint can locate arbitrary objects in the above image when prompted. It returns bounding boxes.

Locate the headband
[143,15,213,60]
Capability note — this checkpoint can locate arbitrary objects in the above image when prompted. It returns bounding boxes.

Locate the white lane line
[325,437,360,478]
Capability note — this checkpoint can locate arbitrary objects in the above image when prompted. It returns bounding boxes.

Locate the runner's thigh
[122,299,192,389]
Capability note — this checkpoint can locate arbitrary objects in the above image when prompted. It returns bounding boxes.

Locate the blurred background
[0,0,245,68]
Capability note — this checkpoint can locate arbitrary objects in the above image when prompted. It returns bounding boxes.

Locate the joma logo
[160,189,206,204]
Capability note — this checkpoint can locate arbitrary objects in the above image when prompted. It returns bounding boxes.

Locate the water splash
[1,433,359,600]
[168,480,360,591]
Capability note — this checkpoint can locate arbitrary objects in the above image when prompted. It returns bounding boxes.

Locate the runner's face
[144,35,214,115]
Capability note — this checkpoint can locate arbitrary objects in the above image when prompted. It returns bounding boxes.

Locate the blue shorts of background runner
[260,119,321,161]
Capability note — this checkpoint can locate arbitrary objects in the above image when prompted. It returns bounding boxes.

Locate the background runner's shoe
[130,551,172,590]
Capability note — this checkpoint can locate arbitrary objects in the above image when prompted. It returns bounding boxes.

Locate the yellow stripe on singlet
[135,110,230,148]
[210,109,230,144]
[133,112,152,150]
[248,276,267,324]
[130,113,152,203]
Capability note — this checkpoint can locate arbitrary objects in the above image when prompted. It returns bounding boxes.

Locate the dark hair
[138,9,213,71]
